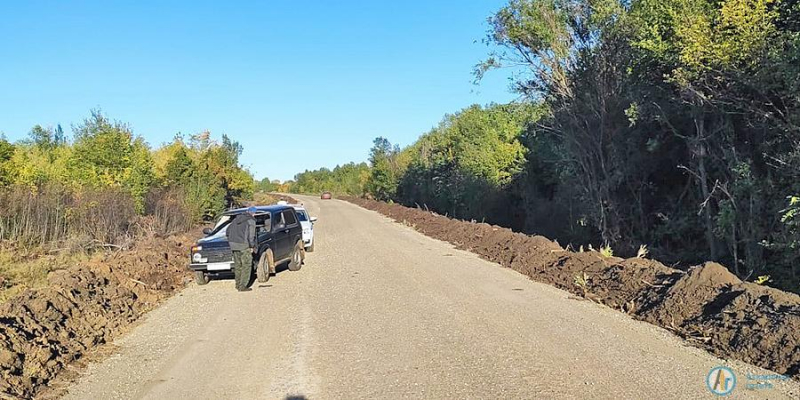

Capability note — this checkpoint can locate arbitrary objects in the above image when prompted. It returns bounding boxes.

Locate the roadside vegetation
[0,109,254,301]
[255,176,292,194]
[289,0,800,293]
[289,162,371,196]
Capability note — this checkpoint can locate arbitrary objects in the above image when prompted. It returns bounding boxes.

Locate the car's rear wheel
[256,249,273,283]
[195,270,209,285]
[288,241,304,271]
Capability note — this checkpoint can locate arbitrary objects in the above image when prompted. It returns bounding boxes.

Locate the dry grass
[0,246,94,303]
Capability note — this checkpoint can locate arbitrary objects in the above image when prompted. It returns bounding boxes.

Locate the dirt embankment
[343,197,800,379]
[0,231,197,399]
[274,194,299,204]
[249,192,299,206]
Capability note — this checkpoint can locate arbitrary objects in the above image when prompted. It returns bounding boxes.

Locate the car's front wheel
[288,241,304,271]
[256,249,273,283]
[195,270,209,285]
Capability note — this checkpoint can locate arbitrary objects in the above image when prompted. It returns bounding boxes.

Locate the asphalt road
[62,195,800,399]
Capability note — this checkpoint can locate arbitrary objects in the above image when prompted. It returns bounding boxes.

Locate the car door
[281,209,302,250]
[271,210,291,260]
[255,213,272,251]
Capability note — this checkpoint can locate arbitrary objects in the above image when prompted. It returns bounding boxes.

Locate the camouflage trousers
[232,250,253,291]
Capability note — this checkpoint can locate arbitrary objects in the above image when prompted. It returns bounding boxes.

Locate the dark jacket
[226,213,256,251]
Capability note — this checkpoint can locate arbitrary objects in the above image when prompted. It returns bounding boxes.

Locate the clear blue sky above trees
[0,1,515,181]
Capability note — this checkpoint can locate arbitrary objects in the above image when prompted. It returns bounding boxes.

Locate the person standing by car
[226,206,257,292]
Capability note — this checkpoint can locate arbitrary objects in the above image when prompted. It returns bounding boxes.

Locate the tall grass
[0,185,135,248]
[0,184,195,249]
[0,186,71,247]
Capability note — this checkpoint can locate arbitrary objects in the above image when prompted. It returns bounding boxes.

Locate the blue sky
[0,1,516,181]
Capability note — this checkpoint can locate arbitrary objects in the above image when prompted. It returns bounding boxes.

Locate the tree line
[288,162,371,196]
[0,110,254,248]
[289,0,800,293]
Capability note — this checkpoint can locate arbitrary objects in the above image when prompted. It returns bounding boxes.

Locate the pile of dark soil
[274,194,299,204]
[249,193,299,207]
[0,231,197,399]
[344,197,800,378]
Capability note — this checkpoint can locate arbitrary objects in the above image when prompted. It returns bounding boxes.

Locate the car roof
[275,202,307,211]
[222,205,293,216]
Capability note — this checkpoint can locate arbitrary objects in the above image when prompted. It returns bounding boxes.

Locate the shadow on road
[208,259,295,288]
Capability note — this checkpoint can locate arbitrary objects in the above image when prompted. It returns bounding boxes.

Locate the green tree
[0,137,16,187]
[163,146,195,186]
[29,125,56,153]
[470,0,800,289]
[69,110,155,211]
[367,137,403,201]
[154,133,253,220]
[255,177,277,193]
[290,162,370,196]
[394,104,536,224]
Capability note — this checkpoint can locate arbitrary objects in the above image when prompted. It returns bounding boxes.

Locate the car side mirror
[310,217,318,223]
[202,227,213,235]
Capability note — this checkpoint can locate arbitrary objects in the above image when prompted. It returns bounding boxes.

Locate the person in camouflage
[226,207,257,292]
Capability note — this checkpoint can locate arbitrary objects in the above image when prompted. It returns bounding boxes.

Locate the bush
[0,185,135,248]
[0,185,71,247]
[143,187,194,236]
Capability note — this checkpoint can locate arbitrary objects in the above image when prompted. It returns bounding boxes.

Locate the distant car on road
[321,191,332,200]
[189,205,305,285]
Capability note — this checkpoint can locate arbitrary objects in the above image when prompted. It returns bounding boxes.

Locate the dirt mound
[344,196,800,379]
[638,263,740,328]
[0,231,196,399]
[693,284,800,375]
[249,193,299,207]
[587,258,681,313]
